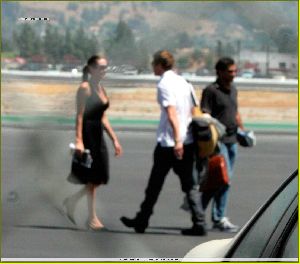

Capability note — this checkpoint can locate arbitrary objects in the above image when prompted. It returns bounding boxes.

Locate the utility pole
[266,41,270,77]
[217,40,222,59]
[237,40,241,69]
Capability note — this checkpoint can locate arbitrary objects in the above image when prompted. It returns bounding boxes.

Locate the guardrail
[2,69,298,91]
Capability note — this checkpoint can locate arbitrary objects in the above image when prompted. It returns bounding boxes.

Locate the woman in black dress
[64,55,122,230]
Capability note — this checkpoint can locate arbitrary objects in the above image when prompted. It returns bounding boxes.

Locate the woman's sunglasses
[95,65,108,71]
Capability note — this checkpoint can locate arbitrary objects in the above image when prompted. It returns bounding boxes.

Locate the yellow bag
[191,107,218,158]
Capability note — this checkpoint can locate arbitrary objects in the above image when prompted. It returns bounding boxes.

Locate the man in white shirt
[121,50,207,236]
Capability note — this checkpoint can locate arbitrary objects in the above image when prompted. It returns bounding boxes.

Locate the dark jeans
[135,143,206,228]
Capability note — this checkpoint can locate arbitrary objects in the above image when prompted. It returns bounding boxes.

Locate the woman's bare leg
[63,186,87,224]
[87,183,104,229]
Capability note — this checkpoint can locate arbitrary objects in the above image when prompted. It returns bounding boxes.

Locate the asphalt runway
[1,127,298,259]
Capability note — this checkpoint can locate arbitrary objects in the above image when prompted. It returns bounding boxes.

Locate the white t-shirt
[156,70,194,147]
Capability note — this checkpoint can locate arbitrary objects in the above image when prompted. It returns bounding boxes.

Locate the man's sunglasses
[227,69,238,73]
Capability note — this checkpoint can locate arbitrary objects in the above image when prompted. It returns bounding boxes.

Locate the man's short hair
[152,50,174,70]
[215,57,235,72]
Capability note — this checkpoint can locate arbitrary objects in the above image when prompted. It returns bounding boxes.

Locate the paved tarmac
[1,127,298,260]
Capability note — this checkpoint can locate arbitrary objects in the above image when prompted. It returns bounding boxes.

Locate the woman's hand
[113,139,123,157]
[75,141,84,154]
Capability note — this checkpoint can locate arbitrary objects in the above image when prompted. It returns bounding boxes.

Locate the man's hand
[174,141,184,160]
[166,106,183,159]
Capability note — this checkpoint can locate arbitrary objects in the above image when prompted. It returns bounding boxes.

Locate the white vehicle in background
[107,65,138,75]
[183,170,298,261]
[240,69,255,78]
[119,65,138,75]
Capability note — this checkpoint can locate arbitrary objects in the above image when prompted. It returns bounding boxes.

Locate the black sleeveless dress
[82,90,109,185]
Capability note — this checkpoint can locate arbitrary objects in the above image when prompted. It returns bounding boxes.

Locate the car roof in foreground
[225,169,298,259]
[183,169,298,261]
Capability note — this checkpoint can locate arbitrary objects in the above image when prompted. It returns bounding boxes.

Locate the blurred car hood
[183,238,233,260]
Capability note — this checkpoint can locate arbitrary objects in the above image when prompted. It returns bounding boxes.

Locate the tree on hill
[43,24,64,63]
[176,32,193,49]
[135,40,150,72]
[2,2,20,39]
[72,25,99,61]
[63,27,76,57]
[14,24,42,58]
[104,20,151,71]
[273,26,297,54]
[105,20,137,65]
[2,38,14,52]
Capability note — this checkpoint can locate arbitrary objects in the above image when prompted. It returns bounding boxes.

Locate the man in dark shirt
[200,57,244,232]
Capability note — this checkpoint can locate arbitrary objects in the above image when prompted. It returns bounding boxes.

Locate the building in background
[238,50,298,79]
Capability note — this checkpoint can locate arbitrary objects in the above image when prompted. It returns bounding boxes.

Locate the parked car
[196,68,211,76]
[120,64,138,75]
[184,170,298,260]
[240,69,255,78]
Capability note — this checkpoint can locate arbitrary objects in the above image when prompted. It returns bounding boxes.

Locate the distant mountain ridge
[9,1,297,43]
[2,1,298,65]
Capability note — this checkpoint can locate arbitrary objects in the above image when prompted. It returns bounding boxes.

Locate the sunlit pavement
[2,126,297,259]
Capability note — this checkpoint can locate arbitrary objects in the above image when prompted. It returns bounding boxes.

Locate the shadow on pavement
[13,224,186,236]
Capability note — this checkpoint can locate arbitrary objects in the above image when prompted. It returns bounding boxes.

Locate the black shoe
[120,216,147,234]
[181,225,207,236]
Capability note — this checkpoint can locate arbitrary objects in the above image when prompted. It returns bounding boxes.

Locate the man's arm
[236,112,245,130]
[200,87,213,114]
[166,105,184,159]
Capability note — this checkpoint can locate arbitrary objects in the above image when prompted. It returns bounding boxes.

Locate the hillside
[5,1,297,46]
[2,1,297,73]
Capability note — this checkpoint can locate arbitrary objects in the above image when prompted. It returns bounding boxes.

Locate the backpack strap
[189,83,198,107]
[188,82,203,116]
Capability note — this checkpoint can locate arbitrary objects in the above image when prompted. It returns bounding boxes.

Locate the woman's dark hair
[215,57,235,72]
[152,50,174,70]
[82,55,102,82]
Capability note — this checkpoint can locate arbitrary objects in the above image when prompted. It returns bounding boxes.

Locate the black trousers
[136,143,206,228]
